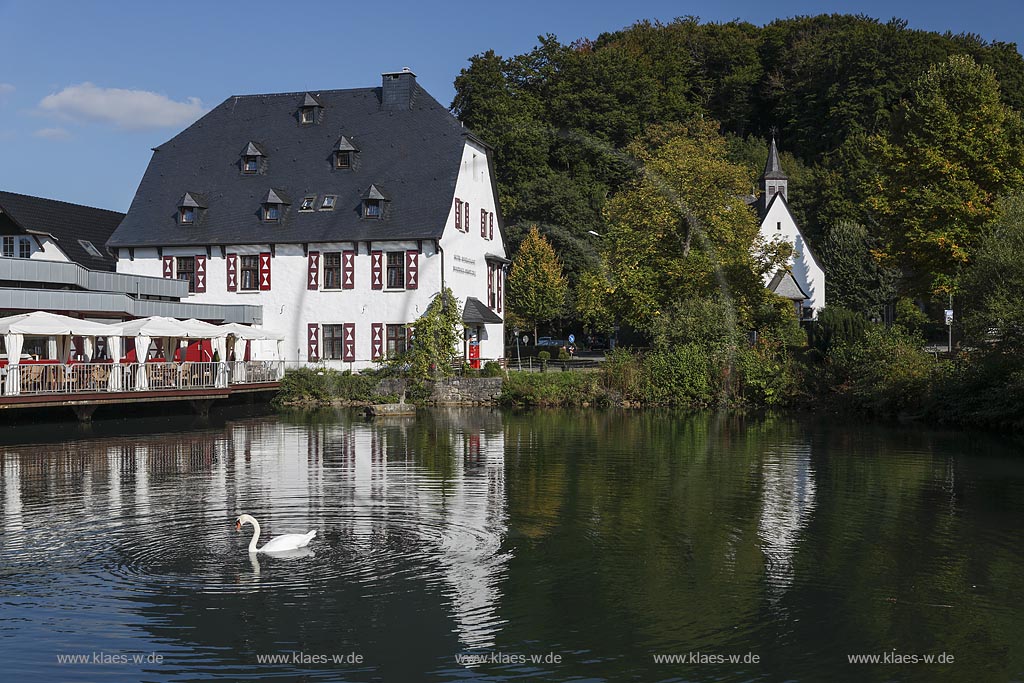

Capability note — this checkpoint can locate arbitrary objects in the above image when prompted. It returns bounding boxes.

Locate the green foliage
[864,55,1024,295]
[809,307,868,354]
[396,288,463,380]
[537,350,550,372]
[826,325,937,416]
[926,353,1024,429]
[960,196,1024,352]
[274,368,378,406]
[894,298,929,335]
[501,370,606,407]
[507,225,569,340]
[558,348,570,361]
[482,361,505,378]
[649,297,744,350]
[820,221,898,317]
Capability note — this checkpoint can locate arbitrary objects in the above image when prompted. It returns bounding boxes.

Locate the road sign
[568,334,575,343]
[945,309,954,325]
[522,335,529,344]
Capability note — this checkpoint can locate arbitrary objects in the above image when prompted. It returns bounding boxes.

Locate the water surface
[1,408,1022,681]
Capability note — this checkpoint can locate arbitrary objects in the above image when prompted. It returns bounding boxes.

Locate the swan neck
[248,518,261,552]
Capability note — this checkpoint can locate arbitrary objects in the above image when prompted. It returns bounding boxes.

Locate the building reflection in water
[757,441,817,599]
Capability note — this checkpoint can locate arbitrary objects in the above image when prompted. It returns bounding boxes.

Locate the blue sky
[1,0,1022,212]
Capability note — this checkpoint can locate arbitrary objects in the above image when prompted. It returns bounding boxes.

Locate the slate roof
[767,269,810,301]
[762,137,787,180]
[462,297,503,324]
[0,191,123,270]
[109,81,472,248]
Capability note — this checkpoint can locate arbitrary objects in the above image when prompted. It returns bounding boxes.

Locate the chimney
[381,67,416,111]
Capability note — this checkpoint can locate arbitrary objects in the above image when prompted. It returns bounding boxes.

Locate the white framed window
[243,156,259,174]
[386,251,404,288]
[263,204,281,222]
[78,240,103,258]
[300,107,315,124]
[1,236,14,257]
[18,237,31,258]
[180,206,196,224]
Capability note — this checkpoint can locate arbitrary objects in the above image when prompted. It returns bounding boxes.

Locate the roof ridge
[225,86,378,100]
[0,190,123,216]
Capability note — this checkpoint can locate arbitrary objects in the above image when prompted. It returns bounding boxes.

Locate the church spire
[760,136,788,212]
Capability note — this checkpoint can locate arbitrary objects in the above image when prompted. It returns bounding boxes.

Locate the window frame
[335,151,351,169]
[243,155,259,174]
[2,235,14,257]
[323,252,342,290]
[300,107,315,124]
[18,237,31,259]
[176,255,196,293]
[179,206,196,225]
[239,255,260,291]
[299,196,316,212]
[78,240,104,258]
[263,203,281,222]
[386,324,408,357]
[385,251,405,289]
[320,195,337,211]
[363,199,382,219]
[322,324,345,359]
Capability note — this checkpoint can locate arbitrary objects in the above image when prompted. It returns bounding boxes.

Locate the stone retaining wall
[373,377,503,406]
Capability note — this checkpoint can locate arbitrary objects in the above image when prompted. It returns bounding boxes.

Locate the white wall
[116,141,509,368]
[759,198,826,315]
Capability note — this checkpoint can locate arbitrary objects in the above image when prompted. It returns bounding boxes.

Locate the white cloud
[38,82,205,129]
[34,127,71,140]
[0,83,14,95]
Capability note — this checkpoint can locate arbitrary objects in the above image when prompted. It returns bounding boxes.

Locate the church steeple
[760,136,788,212]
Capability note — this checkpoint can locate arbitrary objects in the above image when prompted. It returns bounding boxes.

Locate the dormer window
[177,192,206,225]
[240,142,266,175]
[361,184,388,219]
[299,196,316,212]
[261,188,290,223]
[332,136,358,170]
[298,93,322,125]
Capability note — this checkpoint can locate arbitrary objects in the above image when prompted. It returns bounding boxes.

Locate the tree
[864,55,1024,295]
[600,120,786,337]
[507,225,569,341]
[960,196,1024,352]
[399,288,463,380]
[820,220,897,318]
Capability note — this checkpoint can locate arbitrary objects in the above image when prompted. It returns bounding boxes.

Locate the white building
[756,139,826,319]
[109,69,507,368]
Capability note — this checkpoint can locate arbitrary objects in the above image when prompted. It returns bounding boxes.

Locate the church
[755,139,826,319]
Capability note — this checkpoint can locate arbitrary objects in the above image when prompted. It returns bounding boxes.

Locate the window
[300,196,316,212]
[364,199,381,218]
[263,204,281,222]
[243,156,259,174]
[323,252,341,289]
[322,324,344,359]
[300,107,315,124]
[176,256,195,293]
[335,151,351,169]
[2,236,13,257]
[320,195,336,210]
[386,324,407,357]
[78,240,104,258]
[386,251,404,288]
[240,255,259,290]
[455,198,462,231]
[19,237,31,259]
[180,206,196,224]
[777,221,782,231]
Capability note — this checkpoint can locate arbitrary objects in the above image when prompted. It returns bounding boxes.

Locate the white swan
[235,514,316,553]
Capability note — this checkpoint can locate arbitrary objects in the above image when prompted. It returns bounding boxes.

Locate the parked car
[536,337,567,347]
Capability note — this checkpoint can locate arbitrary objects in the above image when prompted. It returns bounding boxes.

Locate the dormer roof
[179,192,207,209]
[361,184,388,201]
[263,188,291,205]
[333,135,358,152]
[242,141,266,157]
[301,92,323,108]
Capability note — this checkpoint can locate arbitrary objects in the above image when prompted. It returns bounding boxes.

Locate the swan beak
[234,521,241,532]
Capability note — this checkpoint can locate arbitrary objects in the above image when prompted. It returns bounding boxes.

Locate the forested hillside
[452,14,1024,312]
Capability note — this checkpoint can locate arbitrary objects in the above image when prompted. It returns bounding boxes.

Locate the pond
[1,407,1022,681]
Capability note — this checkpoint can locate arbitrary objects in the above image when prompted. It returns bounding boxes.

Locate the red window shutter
[455,198,462,231]
[226,253,237,291]
[307,251,320,290]
[480,208,487,237]
[307,323,320,361]
[259,252,272,290]
[370,250,383,290]
[406,325,414,349]
[405,250,419,289]
[464,202,470,233]
[343,322,356,362]
[487,264,494,309]
[195,254,207,292]
[371,322,384,360]
[497,267,503,313]
[342,250,355,289]
[162,255,173,279]
[489,212,494,240]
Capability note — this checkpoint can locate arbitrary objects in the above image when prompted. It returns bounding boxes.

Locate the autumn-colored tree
[599,120,787,337]
[865,55,1024,295]
[507,225,568,342]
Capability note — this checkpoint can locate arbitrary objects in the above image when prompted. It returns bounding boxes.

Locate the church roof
[767,269,810,301]
[761,137,788,181]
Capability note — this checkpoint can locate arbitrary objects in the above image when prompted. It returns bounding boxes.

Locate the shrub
[809,306,868,354]
[273,367,378,406]
[500,371,605,407]
[482,361,504,377]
